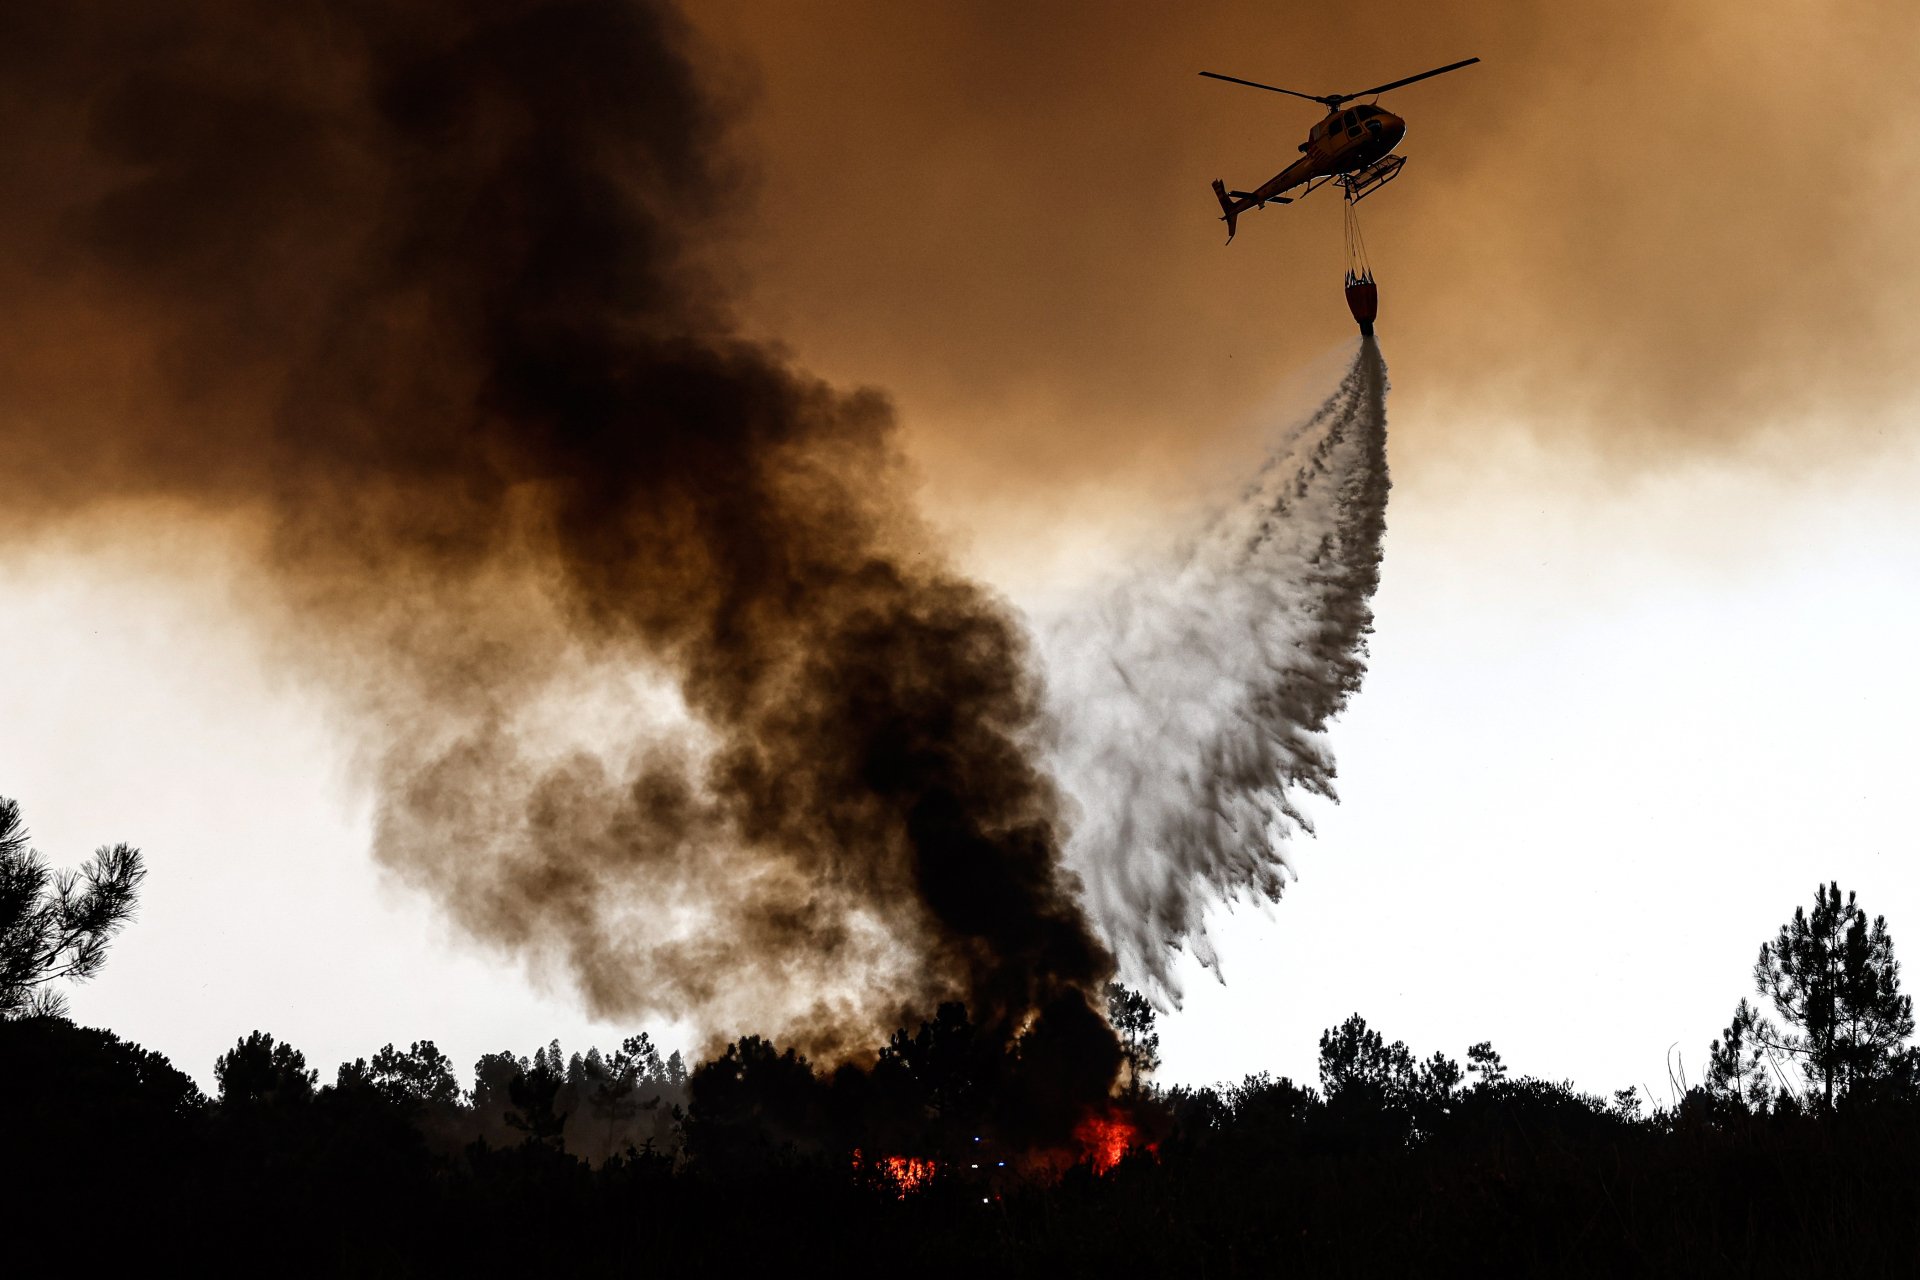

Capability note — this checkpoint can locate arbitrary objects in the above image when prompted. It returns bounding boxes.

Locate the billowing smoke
[0,0,1394,1103]
[1041,342,1391,1001]
[0,0,1111,1066]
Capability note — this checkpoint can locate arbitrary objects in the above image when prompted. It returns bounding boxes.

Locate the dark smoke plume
[0,1,1111,1064]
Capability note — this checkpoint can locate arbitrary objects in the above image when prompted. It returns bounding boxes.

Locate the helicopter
[1203,56,1480,241]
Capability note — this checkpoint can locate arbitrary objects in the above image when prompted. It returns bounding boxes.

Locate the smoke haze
[687,0,1920,521]
[0,0,1112,1062]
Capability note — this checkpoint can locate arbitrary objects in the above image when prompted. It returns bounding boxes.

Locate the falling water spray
[1041,341,1391,1001]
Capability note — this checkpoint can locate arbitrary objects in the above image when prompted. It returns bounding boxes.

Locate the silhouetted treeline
[7,1004,1920,1276]
[8,801,1920,1275]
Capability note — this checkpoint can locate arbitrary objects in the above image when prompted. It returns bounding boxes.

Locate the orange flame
[1074,1110,1152,1175]
[880,1155,936,1194]
[853,1148,937,1197]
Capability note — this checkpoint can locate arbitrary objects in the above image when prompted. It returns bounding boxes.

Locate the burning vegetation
[682,994,1148,1180]
[854,1151,938,1198]
[1073,1108,1154,1176]
[856,1103,1157,1198]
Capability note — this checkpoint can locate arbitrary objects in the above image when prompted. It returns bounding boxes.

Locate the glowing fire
[880,1155,936,1195]
[1074,1110,1152,1175]
[853,1149,937,1197]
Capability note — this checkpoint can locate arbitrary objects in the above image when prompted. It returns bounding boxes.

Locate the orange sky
[688,0,1920,519]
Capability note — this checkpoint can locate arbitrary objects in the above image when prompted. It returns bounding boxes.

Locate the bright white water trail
[1041,340,1391,1002]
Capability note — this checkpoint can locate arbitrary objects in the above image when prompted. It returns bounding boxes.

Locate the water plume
[1041,341,1391,1001]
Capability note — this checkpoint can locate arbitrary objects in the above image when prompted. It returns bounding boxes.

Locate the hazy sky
[3,0,1918,1095]
[689,0,1920,509]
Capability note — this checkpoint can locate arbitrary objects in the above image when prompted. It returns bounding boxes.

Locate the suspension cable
[1343,191,1372,286]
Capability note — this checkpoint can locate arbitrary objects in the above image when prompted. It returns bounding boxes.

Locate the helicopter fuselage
[1243,104,1407,209]
[1310,104,1407,175]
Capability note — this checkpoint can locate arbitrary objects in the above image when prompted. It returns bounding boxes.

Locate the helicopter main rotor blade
[1344,56,1481,102]
[1198,71,1330,105]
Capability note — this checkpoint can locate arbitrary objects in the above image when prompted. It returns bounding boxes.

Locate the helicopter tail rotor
[1211,178,1240,243]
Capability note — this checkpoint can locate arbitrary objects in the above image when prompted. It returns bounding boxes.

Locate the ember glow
[853,1150,938,1198]
[881,1156,937,1196]
[1074,1110,1153,1175]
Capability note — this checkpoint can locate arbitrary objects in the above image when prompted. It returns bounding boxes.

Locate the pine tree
[1104,982,1162,1096]
[1705,998,1777,1110]
[216,1031,317,1106]
[1465,1041,1507,1086]
[0,795,145,1019]
[1318,1014,1414,1101]
[1754,881,1914,1107]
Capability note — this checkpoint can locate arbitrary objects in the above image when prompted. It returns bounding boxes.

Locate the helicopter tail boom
[1212,178,1293,244]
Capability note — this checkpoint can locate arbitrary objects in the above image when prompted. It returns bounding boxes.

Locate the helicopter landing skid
[1340,154,1407,205]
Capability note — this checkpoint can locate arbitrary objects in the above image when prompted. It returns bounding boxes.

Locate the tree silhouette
[584,1032,671,1161]
[1105,983,1162,1097]
[1316,1013,1418,1147]
[686,1035,823,1173]
[0,795,145,1018]
[1411,1049,1464,1126]
[471,1050,525,1108]
[339,1040,460,1108]
[874,1001,1003,1146]
[1318,1013,1414,1101]
[216,1030,318,1106]
[1313,1016,1478,1147]
[1706,998,1780,1110]
[506,1042,569,1146]
[1754,881,1915,1107]
[1465,1041,1507,1085]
